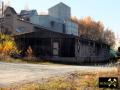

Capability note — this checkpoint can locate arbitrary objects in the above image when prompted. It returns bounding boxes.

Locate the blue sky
[1,0,120,38]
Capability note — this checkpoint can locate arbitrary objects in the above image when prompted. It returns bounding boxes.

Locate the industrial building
[0,2,110,64]
[20,2,78,36]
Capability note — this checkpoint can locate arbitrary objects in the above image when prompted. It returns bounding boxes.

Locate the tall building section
[48,2,71,21]
[48,2,78,36]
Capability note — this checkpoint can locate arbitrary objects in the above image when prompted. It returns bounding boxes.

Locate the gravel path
[0,62,117,87]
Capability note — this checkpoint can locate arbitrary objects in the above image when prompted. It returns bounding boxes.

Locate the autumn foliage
[0,34,19,56]
[71,16,115,47]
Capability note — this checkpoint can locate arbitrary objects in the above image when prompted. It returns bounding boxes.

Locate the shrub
[26,46,33,57]
[0,34,20,58]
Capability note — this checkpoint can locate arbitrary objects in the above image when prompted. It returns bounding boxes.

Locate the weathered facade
[75,38,110,63]
[14,26,110,64]
[15,26,75,57]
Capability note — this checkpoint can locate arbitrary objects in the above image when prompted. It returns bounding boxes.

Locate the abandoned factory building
[0,2,110,63]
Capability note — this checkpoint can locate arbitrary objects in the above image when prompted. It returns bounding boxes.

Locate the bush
[0,34,20,58]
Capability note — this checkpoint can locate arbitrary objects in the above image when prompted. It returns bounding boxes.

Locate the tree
[71,16,78,23]
[78,16,104,41]
[71,16,115,47]
[103,28,115,47]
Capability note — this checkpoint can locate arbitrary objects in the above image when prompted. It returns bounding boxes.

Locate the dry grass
[0,56,55,65]
[0,70,119,90]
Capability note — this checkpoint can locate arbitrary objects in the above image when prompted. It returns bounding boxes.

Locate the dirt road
[0,62,117,87]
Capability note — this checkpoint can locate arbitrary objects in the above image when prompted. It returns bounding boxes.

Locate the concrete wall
[30,15,64,33]
[30,15,49,27]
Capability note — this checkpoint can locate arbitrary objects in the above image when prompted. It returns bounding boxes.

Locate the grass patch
[0,56,23,63]
[0,70,119,90]
[0,55,55,65]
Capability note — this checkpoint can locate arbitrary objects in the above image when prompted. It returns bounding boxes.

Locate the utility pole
[0,1,4,33]
[2,1,3,17]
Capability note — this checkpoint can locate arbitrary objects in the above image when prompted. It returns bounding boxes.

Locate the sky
[1,0,120,38]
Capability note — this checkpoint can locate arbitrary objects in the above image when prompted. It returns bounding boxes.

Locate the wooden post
[118,61,120,75]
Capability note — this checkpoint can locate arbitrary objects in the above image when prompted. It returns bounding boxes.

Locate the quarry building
[0,2,110,64]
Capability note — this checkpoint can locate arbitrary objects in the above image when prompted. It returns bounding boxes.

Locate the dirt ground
[0,62,117,87]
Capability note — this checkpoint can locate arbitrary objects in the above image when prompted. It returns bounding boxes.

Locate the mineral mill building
[0,2,110,64]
